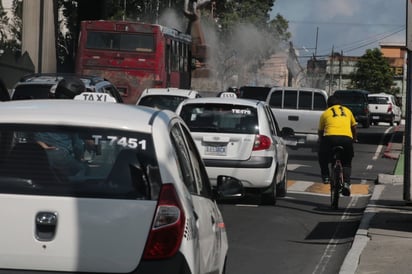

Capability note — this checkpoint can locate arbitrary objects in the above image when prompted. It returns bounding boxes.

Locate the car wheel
[276,168,287,197]
[390,117,394,126]
[261,176,277,206]
[362,119,370,128]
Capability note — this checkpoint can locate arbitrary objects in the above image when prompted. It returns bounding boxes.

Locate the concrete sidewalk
[340,124,409,274]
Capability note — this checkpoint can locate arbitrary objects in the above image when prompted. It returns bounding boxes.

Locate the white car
[176,97,290,205]
[0,100,243,273]
[368,92,402,126]
[136,87,200,111]
[10,73,124,103]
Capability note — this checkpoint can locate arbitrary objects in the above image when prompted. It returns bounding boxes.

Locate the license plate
[205,145,227,155]
[372,116,379,119]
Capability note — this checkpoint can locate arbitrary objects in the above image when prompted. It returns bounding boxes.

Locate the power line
[287,20,404,28]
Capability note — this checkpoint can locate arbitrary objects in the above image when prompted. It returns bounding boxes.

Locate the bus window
[75,20,192,105]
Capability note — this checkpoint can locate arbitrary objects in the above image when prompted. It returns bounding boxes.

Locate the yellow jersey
[318,105,357,138]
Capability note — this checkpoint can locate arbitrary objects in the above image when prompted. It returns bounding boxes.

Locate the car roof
[0,100,174,131]
[271,86,328,95]
[178,97,262,107]
[17,73,108,87]
[368,92,392,97]
[334,89,370,94]
[140,88,199,98]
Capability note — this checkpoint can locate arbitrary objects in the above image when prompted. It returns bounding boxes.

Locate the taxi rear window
[179,103,258,134]
[12,84,52,100]
[0,124,161,200]
[138,95,188,111]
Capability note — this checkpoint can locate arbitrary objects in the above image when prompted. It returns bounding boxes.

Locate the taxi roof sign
[219,92,237,98]
[74,92,117,103]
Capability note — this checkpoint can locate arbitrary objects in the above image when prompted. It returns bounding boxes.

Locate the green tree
[349,48,395,94]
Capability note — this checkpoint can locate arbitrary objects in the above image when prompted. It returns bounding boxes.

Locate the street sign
[408,0,412,50]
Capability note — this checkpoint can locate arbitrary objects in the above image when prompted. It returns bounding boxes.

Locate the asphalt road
[220,124,398,274]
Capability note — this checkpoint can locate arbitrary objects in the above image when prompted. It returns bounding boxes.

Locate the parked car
[0,99,243,273]
[10,73,124,103]
[368,92,402,126]
[176,97,290,205]
[333,89,371,128]
[136,87,200,111]
[239,86,328,149]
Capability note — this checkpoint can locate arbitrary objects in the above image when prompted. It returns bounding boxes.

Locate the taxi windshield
[0,124,161,200]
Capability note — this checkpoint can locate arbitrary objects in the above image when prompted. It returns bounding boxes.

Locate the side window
[283,90,297,109]
[268,90,282,108]
[180,124,212,198]
[264,105,278,136]
[298,91,312,110]
[170,124,198,194]
[314,92,327,110]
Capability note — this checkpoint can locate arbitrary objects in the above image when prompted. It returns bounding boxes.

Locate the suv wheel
[362,119,370,128]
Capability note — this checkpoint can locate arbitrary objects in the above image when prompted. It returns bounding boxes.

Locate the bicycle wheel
[330,166,340,209]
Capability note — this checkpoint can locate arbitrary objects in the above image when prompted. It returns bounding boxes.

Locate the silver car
[176,97,290,205]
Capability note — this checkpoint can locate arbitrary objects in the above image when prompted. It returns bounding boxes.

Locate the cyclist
[318,95,357,196]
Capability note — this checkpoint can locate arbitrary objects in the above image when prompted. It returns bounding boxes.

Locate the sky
[2,0,406,59]
[270,0,407,60]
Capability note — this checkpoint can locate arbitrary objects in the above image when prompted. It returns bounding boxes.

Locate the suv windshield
[0,124,160,200]
[180,103,258,134]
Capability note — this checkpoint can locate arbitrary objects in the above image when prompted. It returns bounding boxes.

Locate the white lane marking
[313,196,359,274]
[372,127,392,160]
[288,164,310,171]
[366,165,373,170]
[235,204,259,207]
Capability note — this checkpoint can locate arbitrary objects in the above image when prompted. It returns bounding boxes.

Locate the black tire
[362,119,370,128]
[390,116,394,126]
[330,166,340,209]
[276,169,287,197]
[261,180,277,206]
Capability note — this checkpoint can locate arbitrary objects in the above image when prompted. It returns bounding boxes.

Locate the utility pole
[405,0,412,202]
[329,46,334,95]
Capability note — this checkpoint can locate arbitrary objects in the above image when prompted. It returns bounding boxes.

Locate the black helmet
[54,77,86,99]
[327,95,341,107]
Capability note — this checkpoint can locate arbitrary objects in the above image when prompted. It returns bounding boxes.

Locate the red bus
[75,20,192,104]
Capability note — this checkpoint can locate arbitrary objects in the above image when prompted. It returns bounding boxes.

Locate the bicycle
[330,146,344,209]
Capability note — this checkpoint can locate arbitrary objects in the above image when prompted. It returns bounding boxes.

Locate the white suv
[0,99,243,273]
[368,92,402,126]
[176,97,290,205]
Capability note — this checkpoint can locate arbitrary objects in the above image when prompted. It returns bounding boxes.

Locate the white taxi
[176,97,290,205]
[0,99,243,273]
[136,87,200,111]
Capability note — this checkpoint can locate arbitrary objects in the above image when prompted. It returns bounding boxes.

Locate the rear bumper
[370,113,393,122]
[205,157,276,188]
[203,156,272,168]
[0,252,191,274]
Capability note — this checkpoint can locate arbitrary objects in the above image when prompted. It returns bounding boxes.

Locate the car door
[390,95,402,122]
[170,122,227,274]
[263,105,287,180]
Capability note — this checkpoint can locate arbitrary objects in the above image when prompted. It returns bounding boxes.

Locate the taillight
[253,134,271,151]
[387,103,393,113]
[143,184,185,260]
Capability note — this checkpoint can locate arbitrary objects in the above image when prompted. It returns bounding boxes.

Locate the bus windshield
[86,32,155,52]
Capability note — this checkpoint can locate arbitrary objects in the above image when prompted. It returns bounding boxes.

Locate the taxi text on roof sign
[74,92,117,103]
